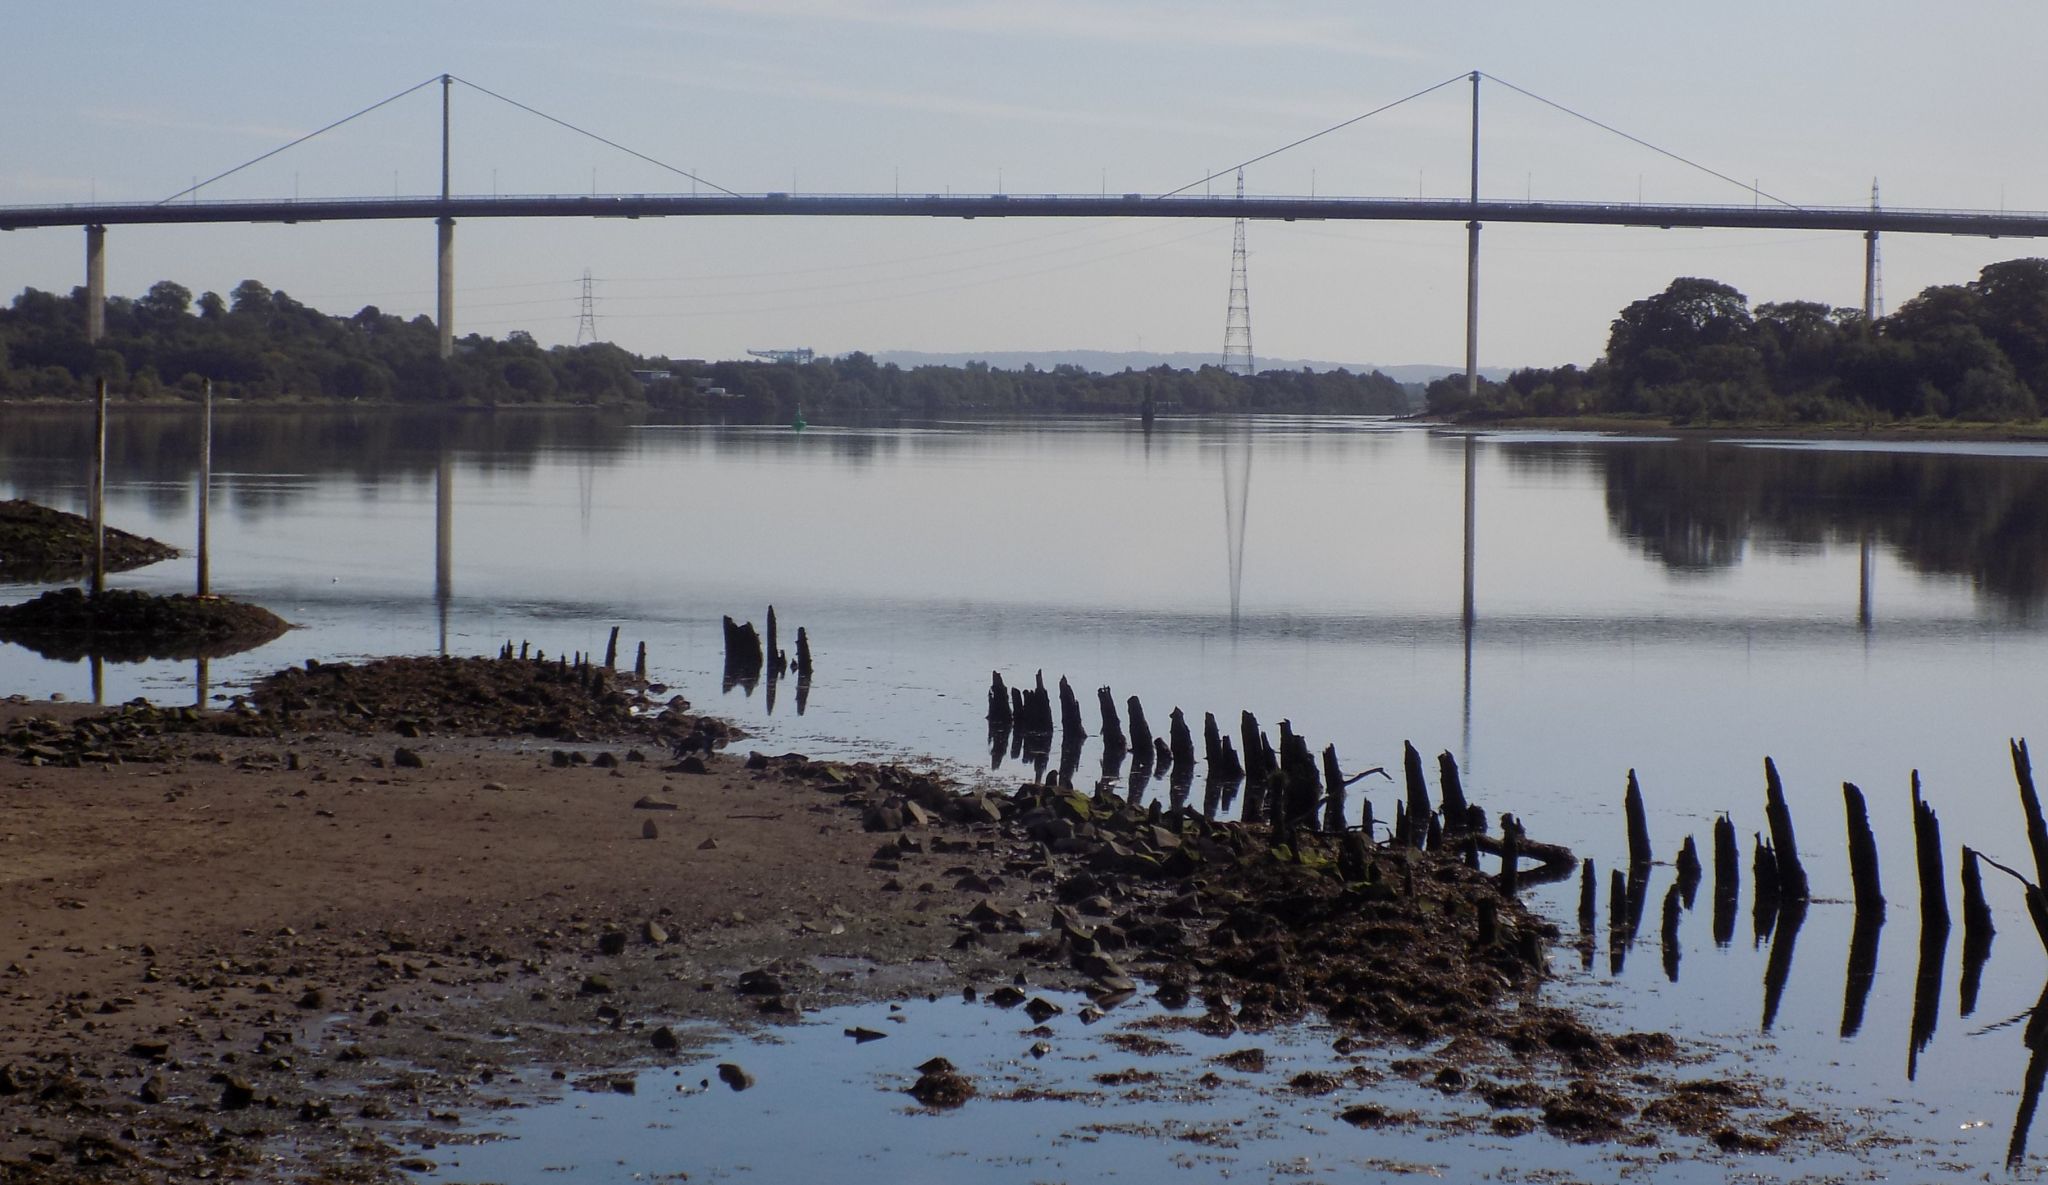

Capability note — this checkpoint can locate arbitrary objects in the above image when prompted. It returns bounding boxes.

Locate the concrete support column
[1464,220,1480,401]
[1863,230,1878,322]
[85,224,107,343]
[436,216,455,359]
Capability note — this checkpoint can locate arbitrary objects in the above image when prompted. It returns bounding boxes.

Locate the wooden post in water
[197,378,212,596]
[1674,836,1702,908]
[603,626,620,671]
[1962,846,1996,945]
[1911,771,1950,933]
[1578,859,1596,930]
[1497,814,1520,897]
[1842,782,1885,916]
[634,641,647,678]
[1713,814,1739,901]
[1763,757,1810,902]
[1402,742,1430,849]
[1437,751,1468,827]
[91,376,107,596]
[1624,769,1651,873]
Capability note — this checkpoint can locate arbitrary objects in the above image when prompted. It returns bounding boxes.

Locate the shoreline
[0,654,1855,1181]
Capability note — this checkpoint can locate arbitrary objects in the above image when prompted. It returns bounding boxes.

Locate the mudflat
[0,656,1834,1182]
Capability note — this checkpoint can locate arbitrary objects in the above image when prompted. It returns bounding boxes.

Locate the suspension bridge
[5,71,2043,398]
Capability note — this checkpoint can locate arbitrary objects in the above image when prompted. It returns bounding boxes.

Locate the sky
[3,2,2045,370]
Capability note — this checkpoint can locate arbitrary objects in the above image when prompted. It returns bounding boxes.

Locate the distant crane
[746,347,816,365]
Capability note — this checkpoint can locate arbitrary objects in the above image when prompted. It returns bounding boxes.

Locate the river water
[5,407,2048,1179]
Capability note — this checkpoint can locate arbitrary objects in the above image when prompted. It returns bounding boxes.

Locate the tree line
[1429,258,2048,424]
[0,278,1410,418]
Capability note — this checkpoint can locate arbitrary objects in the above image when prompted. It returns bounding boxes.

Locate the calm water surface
[6,408,2048,1179]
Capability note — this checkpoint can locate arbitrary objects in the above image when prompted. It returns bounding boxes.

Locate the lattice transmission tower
[574,269,599,346]
[1221,169,1254,376]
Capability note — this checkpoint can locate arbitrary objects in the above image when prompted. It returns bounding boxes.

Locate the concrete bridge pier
[84,224,106,342]
[436,217,455,359]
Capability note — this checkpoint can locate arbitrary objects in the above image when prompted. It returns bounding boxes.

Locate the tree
[137,280,192,325]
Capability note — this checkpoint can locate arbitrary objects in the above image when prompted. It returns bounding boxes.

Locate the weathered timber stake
[1713,814,1738,901]
[1202,711,1222,767]
[1753,833,1781,905]
[1425,812,1442,851]
[1912,771,1950,933]
[1675,836,1702,907]
[1607,869,1627,942]
[1763,757,1810,902]
[604,625,620,671]
[634,641,647,678]
[1058,677,1085,739]
[1168,709,1195,777]
[1476,895,1499,947]
[1402,742,1430,850]
[1624,769,1652,872]
[1843,781,1885,915]
[987,673,1012,726]
[1321,744,1347,834]
[1098,687,1126,756]
[1497,813,1521,896]
[1127,697,1152,759]
[2015,738,2048,889]
[1578,859,1596,930]
[794,627,813,679]
[1438,750,1469,826]
[1962,846,1996,946]
[1277,722,1320,832]
[765,606,778,674]
[1153,736,1172,771]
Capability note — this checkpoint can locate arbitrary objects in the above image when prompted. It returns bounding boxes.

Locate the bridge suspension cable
[449,75,739,197]
[158,74,444,205]
[1158,72,1471,199]
[1476,72,1801,209]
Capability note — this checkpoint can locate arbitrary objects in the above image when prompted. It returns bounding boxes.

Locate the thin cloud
[84,106,307,142]
[642,0,1415,55]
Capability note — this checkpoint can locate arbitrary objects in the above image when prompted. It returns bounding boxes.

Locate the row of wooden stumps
[981,669,1574,893]
[1581,741,2048,1166]
[496,627,648,687]
[722,608,812,715]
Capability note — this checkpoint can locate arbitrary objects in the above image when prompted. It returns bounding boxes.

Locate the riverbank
[1426,411,2048,442]
[0,653,1862,1182]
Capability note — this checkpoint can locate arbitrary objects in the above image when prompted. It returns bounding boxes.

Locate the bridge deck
[3,193,2044,237]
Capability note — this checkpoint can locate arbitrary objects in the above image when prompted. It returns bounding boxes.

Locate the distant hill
[869,349,1513,386]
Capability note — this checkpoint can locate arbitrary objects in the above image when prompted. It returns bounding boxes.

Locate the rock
[392,747,424,769]
[642,920,669,945]
[845,1027,888,1043]
[677,755,709,775]
[908,1064,975,1108]
[128,1039,169,1060]
[579,975,614,996]
[1029,1041,1052,1058]
[716,1063,754,1091]
[295,987,327,1010]
[863,805,905,833]
[1024,997,1063,1023]
[987,985,1027,1008]
[642,819,660,840]
[736,969,786,996]
[633,796,678,811]
[698,836,719,850]
[598,931,628,956]
[219,1076,255,1110]
[593,752,620,769]
[138,1073,168,1104]
[651,1026,680,1052]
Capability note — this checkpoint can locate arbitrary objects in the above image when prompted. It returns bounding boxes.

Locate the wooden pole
[1843,781,1885,915]
[1712,813,1738,902]
[197,378,212,596]
[1624,768,1651,872]
[1577,858,1596,930]
[1912,771,1950,934]
[1763,757,1810,901]
[1403,741,1430,849]
[91,376,107,596]
[1437,750,1468,826]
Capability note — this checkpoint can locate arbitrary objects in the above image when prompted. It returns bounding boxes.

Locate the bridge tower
[1863,179,1885,322]
[437,74,456,360]
[1221,169,1254,376]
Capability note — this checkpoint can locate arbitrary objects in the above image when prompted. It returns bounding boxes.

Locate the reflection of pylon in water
[1221,432,1252,622]
[1222,169,1254,376]
[574,269,599,346]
